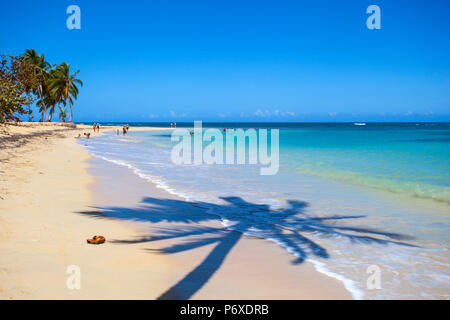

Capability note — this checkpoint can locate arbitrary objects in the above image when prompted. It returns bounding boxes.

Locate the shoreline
[0,123,351,299]
[81,126,450,299]
[86,156,352,299]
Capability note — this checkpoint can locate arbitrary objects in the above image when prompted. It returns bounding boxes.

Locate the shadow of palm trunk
[157,230,243,300]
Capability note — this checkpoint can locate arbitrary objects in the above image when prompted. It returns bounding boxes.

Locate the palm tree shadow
[77,196,416,300]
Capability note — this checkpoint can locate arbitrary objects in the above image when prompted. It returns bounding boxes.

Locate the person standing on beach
[93,123,96,132]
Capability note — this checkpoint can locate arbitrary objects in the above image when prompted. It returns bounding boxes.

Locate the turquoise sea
[81,122,450,299]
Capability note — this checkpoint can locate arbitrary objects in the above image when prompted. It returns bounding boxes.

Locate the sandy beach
[2,0,450,306]
[0,123,350,299]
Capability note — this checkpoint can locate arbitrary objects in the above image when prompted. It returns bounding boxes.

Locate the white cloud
[254,109,271,117]
[253,109,296,118]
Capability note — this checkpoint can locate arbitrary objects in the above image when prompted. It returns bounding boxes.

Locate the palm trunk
[38,84,48,122]
[28,101,32,122]
[45,104,52,122]
[47,105,53,122]
[49,104,57,122]
[69,104,73,123]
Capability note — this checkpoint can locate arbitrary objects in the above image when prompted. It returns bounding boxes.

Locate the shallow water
[81,123,450,299]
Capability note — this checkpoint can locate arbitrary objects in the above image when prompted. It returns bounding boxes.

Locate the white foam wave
[89,153,193,201]
[206,207,364,300]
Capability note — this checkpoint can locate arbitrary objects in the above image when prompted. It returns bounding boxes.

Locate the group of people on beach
[170,122,177,128]
[80,123,100,139]
[75,132,90,139]
[74,123,134,140]
[92,123,101,132]
[119,123,130,135]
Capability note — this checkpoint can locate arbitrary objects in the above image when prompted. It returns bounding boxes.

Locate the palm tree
[48,62,82,123]
[22,49,50,122]
[44,68,60,121]
[44,89,58,121]
[58,106,68,122]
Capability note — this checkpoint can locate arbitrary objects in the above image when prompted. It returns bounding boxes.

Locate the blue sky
[1,0,450,122]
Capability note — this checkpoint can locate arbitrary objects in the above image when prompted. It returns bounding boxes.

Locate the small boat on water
[353,123,366,126]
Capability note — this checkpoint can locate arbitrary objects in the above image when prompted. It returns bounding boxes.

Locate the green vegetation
[58,106,68,122]
[0,49,82,123]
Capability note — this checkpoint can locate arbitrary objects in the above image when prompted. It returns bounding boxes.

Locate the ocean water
[81,122,450,299]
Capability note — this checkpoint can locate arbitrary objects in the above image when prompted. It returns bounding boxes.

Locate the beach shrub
[0,55,35,123]
[59,106,68,122]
